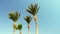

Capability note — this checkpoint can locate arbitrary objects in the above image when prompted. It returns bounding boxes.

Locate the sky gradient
[0,0,60,34]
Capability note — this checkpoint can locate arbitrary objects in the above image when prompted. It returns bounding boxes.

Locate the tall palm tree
[16,24,22,34]
[26,3,40,34]
[9,11,20,34]
[24,16,32,34]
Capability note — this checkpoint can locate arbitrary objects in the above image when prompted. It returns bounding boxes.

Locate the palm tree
[9,11,20,34]
[26,3,40,34]
[16,24,22,34]
[24,16,32,34]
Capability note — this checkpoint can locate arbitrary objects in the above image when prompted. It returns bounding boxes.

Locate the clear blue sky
[0,0,60,34]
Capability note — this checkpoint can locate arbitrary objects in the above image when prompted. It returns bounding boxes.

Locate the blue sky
[0,0,60,34]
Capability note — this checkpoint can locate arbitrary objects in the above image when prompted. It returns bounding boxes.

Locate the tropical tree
[16,24,22,34]
[26,3,40,34]
[9,11,20,34]
[24,16,32,34]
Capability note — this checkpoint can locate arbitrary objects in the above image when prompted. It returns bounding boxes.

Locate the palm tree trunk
[13,22,16,34]
[20,30,22,34]
[28,24,30,34]
[34,15,38,34]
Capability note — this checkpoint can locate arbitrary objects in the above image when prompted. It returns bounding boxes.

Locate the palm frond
[9,12,15,21]
[37,7,40,14]
[26,9,32,14]
[24,16,32,24]
[31,4,33,9]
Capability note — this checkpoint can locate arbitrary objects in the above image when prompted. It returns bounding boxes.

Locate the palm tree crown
[24,16,32,24]
[26,3,40,16]
[9,11,20,22]
[16,24,22,30]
